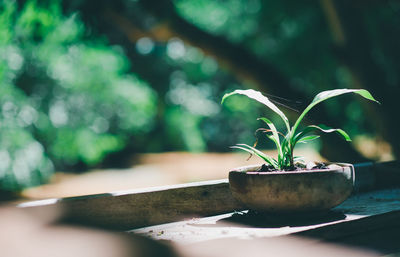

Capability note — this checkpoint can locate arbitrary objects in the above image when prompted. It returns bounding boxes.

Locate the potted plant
[221,89,379,213]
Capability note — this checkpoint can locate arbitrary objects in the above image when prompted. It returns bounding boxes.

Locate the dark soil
[310,162,328,170]
[257,162,328,172]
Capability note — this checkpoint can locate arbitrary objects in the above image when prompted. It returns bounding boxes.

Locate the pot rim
[229,162,353,175]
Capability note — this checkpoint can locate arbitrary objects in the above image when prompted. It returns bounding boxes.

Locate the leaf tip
[221,94,228,105]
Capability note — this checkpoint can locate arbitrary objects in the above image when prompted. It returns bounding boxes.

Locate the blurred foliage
[173,0,391,136]
[1,0,398,190]
[0,0,157,190]
[141,0,374,151]
[175,0,261,42]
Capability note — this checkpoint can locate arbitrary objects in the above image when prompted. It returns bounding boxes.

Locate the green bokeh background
[0,0,397,190]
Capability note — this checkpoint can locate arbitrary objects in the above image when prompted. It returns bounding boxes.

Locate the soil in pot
[257,161,331,172]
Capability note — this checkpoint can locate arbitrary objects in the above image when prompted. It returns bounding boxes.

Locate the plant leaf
[311,89,379,107]
[279,133,293,168]
[232,144,278,168]
[257,117,282,157]
[291,89,380,136]
[297,135,320,144]
[294,125,351,146]
[222,89,290,132]
[258,117,281,144]
[236,144,278,165]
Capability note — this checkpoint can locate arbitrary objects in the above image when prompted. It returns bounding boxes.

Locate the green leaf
[291,89,380,137]
[297,135,320,144]
[222,89,290,132]
[231,144,278,168]
[257,117,281,156]
[278,134,292,168]
[294,125,351,146]
[294,156,305,162]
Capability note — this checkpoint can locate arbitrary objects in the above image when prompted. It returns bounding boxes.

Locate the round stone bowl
[229,163,355,213]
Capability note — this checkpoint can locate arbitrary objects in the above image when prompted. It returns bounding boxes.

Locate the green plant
[221,89,379,170]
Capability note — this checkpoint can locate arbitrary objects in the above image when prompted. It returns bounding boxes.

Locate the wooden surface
[15,161,400,254]
[131,188,400,254]
[131,188,400,243]
[0,207,381,257]
[19,179,244,229]
[18,161,400,230]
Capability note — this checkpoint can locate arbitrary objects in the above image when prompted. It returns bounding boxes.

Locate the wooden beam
[131,187,400,251]
[18,179,244,230]
[296,209,400,240]
[353,160,400,192]
[17,161,399,230]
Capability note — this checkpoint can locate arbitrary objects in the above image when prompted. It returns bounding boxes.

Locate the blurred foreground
[0,206,379,257]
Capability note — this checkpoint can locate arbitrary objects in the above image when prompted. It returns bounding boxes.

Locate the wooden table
[131,188,400,254]
[18,161,400,256]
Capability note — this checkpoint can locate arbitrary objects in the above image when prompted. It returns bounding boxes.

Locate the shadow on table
[219,210,346,228]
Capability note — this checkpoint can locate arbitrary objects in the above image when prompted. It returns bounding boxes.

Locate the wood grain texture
[19,179,244,229]
[132,187,400,254]
[18,161,399,230]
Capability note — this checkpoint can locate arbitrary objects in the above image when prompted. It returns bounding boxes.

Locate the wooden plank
[374,161,400,189]
[132,188,400,248]
[353,160,400,192]
[296,210,400,239]
[0,206,381,257]
[176,234,381,257]
[17,161,399,229]
[132,212,362,243]
[294,210,400,254]
[352,162,376,192]
[18,179,244,229]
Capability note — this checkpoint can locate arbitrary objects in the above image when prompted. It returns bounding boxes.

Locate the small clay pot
[229,163,354,213]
